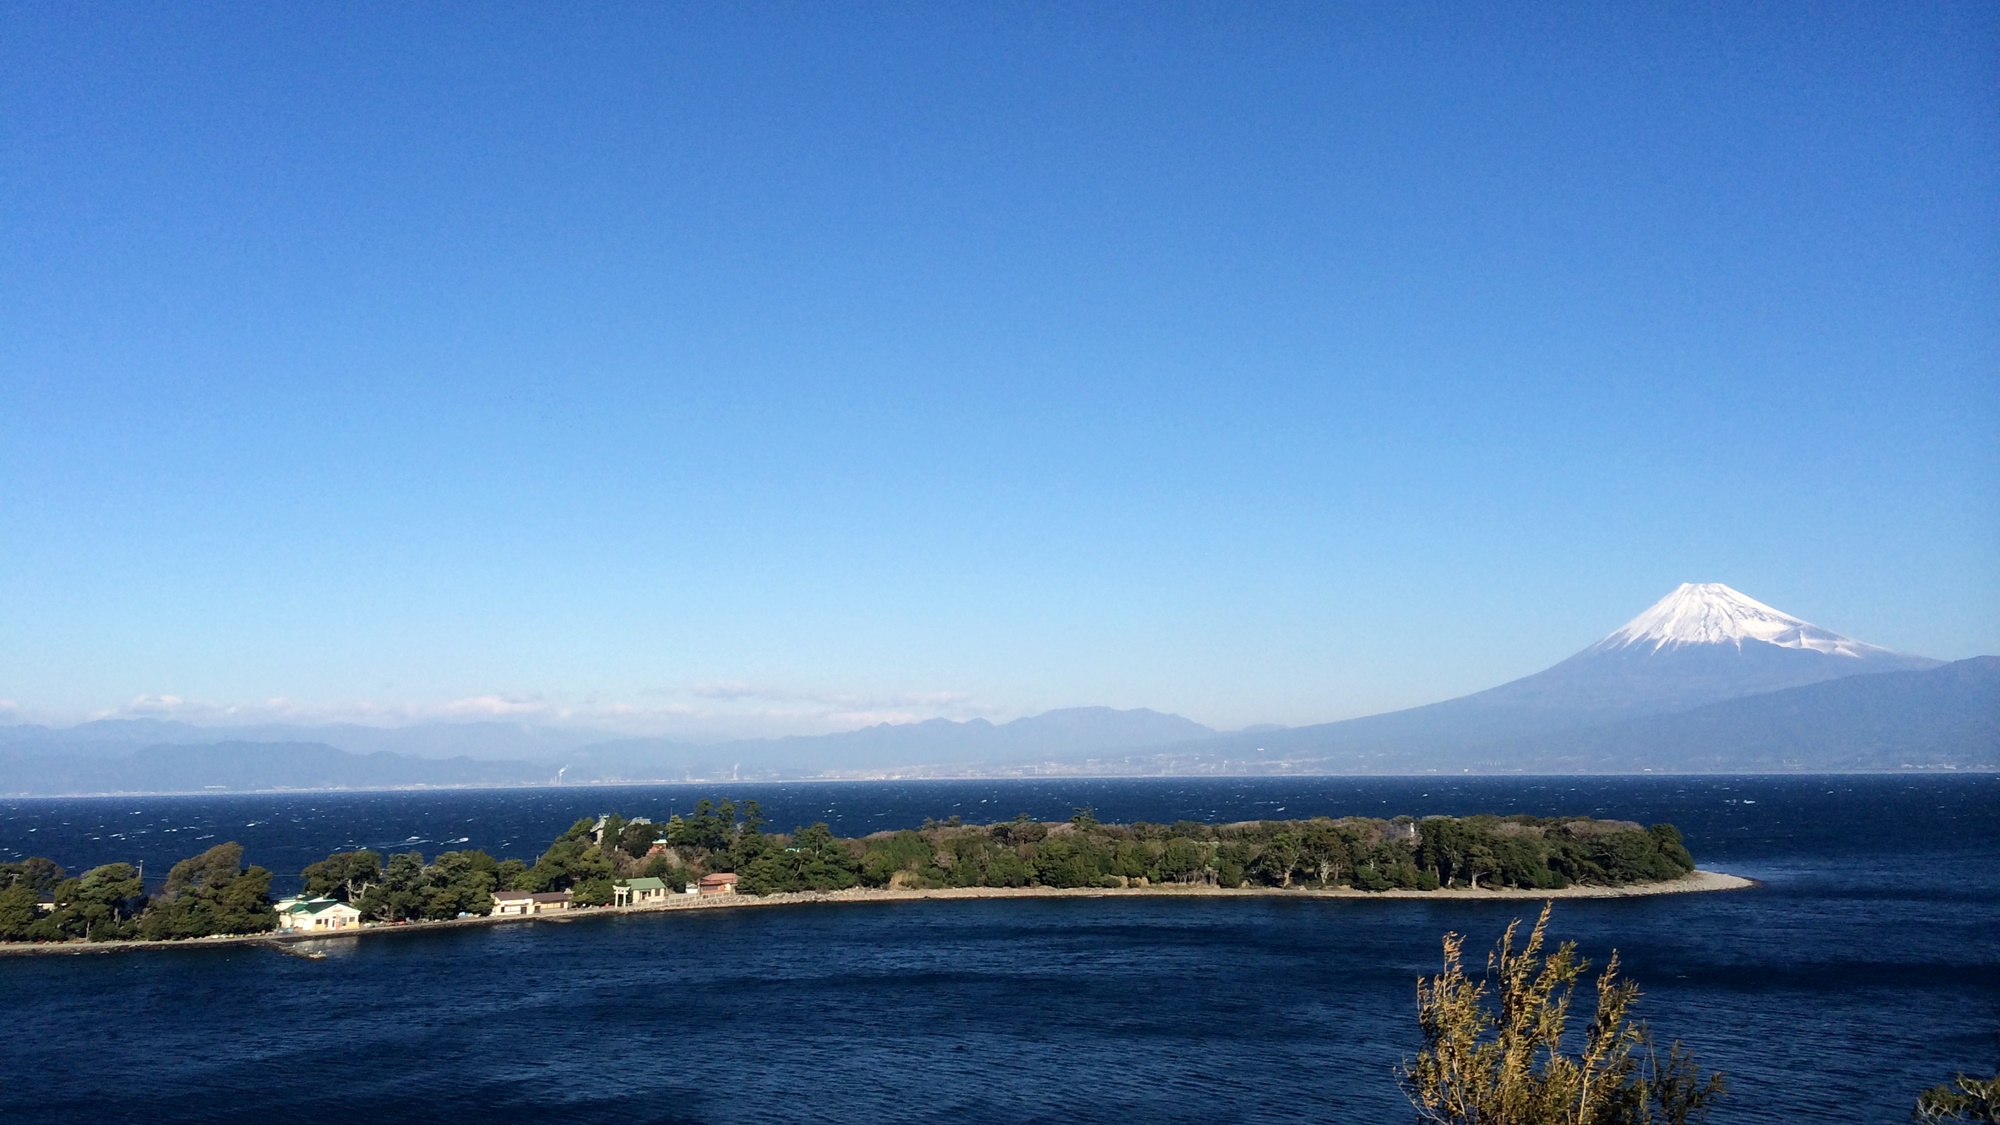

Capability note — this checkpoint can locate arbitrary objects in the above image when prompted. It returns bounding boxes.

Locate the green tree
[666,800,743,851]
[0,857,67,894]
[993,815,1047,846]
[1419,818,1472,886]
[571,875,615,906]
[860,831,938,888]
[1400,903,1724,1125]
[495,858,528,891]
[358,851,429,922]
[354,850,503,921]
[787,823,861,892]
[1646,825,1696,875]
[1157,837,1211,884]
[139,843,276,939]
[1300,823,1357,885]
[1255,832,1303,887]
[519,825,615,895]
[42,863,147,941]
[424,850,499,918]
[1031,837,1096,888]
[301,850,382,902]
[0,881,41,940]
[642,854,693,888]
[1214,842,1252,888]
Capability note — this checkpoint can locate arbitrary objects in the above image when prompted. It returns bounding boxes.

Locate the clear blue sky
[2,3,1994,736]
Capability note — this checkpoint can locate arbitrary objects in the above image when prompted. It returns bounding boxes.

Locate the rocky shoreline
[0,869,1753,958]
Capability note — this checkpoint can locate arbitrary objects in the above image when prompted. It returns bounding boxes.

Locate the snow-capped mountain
[1193,582,1946,770]
[1591,582,1900,658]
[1467,582,1940,717]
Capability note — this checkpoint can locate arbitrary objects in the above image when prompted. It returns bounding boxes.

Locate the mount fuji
[1455,582,1940,718]
[1190,583,1956,771]
[2,583,1985,791]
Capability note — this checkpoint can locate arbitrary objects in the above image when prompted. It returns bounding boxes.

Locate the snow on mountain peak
[1593,583,1888,658]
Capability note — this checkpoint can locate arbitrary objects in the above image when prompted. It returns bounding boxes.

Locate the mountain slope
[558,707,1218,780]
[1465,656,2000,772]
[1190,583,1943,769]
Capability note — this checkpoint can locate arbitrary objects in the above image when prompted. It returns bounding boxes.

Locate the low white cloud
[36,679,994,739]
[826,709,927,728]
[690,680,975,713]
[690,679,773,702]
[441,694,549,718]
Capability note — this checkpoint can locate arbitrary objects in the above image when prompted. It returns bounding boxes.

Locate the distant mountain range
[0,742,550,794]
[0,718,614,760]
[1,583,1991,794]
[557,706,1219,782]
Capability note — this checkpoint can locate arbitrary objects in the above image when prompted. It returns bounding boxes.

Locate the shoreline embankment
[0,869,1754,958]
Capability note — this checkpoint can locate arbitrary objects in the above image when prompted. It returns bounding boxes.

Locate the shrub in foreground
[1400,903,1725,1125]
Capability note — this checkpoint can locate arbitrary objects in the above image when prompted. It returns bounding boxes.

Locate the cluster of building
[272,871,740,931]
[608,872,741,905]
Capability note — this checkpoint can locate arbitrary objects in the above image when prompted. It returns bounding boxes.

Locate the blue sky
[2,3,1995,736]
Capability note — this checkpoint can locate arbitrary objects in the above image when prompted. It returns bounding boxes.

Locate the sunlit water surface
[2,775,1995,1124]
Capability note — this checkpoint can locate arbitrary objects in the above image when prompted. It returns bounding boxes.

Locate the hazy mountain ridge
[0,742,550,796]
[0,708,1223,794]
[0,719,617,761]
[555,707,1220,781]
[2,585,1989,793]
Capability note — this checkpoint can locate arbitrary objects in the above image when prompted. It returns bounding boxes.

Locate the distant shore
[0,869,1754,958]
[5,770,1996,799]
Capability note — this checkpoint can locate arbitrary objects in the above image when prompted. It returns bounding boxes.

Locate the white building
[493,891,572,916]
[612,877,670,907]
[274,896,364,932]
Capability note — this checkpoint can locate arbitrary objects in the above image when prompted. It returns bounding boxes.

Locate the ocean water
[0,775,1994,1124]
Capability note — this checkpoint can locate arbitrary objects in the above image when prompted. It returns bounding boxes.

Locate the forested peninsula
[0,803,1717,950]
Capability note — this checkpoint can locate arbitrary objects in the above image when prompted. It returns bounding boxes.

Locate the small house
[697,872,739,896]
[492,891,573,916]
[275,896,364,932]
[492,891,537,916]
[613,877,669,907]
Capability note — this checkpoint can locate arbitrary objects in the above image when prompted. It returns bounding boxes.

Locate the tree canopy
[596,805,1697,898]
[352,849,500,922]
[0,804,1701,947]
[138,842,276,940]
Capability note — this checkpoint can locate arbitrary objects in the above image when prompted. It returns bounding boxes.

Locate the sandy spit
[0,870,1754,958]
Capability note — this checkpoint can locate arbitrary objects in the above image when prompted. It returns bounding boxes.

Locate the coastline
[4,769,1995,799]
[0,869,1754,958]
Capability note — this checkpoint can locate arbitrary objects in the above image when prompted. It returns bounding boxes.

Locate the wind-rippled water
[1,775,1995,1124]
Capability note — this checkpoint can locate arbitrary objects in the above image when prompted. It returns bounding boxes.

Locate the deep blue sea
[1,775,1995,1124]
